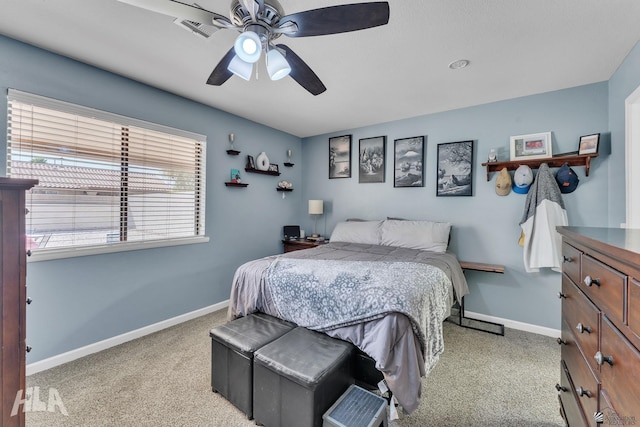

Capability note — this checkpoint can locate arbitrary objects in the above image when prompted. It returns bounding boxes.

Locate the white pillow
[329,221,382,245]
[380,219,451,252]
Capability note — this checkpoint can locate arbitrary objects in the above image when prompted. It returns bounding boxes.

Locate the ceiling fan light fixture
[227,55,253,80]
[234,31,262,63]
[266,49,291,81]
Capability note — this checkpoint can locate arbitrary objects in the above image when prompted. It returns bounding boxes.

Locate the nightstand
[282,239,325,253]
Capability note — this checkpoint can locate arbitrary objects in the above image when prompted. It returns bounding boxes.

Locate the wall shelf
[224,182,248,187]
[245,167,281,176]
[276,188,293,192]
[283,162,294,167]
[481,153,598,181]
[226,149,241,155]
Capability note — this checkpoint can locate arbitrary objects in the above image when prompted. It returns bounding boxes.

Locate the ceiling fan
[117,0,390,95]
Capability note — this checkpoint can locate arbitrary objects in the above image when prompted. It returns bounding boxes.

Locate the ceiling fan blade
[206,48,236,86]
[278,2,389,38]
[117,0,231,28]
[276,44,326,96]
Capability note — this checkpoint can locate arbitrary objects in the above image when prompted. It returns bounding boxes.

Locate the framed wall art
[394,136,424,187]
[359,136,386,183]
[436,140,474,196]
[509,132,552,161]
[329,134,352,179]
[578,133,600,155]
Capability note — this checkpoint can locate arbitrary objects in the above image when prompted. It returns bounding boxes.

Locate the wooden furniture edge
[459,261,505,273]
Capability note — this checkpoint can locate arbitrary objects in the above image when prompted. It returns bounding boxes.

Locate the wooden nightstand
[282,239,325,253]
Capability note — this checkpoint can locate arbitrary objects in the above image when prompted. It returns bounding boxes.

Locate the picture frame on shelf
[359,135,386,183]
[329,134,352,179]
[230,168,241,183]
[247,155,256,169]
[393,136,424,187]
[578,133,600,155]
[268,163,279,173]
[509,132,552,161]
[437,140,474,197]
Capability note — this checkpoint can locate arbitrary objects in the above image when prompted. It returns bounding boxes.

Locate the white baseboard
[26,301,229,376]
[464,310,560,338]
[27,302,558,376]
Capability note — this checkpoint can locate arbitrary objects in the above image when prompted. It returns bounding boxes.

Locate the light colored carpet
[25,309,564,426]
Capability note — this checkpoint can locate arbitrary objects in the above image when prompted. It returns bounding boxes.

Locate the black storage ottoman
[209,313,295,419]
[253,327,354,427]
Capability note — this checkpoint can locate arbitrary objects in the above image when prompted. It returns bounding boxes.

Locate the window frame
[7,89,209,262]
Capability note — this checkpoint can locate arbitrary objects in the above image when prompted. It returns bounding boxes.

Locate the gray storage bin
[323,384,387,427]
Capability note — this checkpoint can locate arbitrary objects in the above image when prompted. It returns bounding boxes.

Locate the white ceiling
[2,0,640,138]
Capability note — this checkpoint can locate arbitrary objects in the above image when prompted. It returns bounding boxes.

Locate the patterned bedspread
[227,242,469,414]
[267,258,451,355]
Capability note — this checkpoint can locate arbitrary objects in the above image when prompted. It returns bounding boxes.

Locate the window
[7,89,207,260]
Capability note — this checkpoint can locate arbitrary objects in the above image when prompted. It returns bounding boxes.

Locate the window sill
[27,236,210,262]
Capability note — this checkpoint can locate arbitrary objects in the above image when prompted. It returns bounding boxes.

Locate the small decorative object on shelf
[278,180,293,190]
[230,168,241,183]
[284,149,294,167]
[247,155,256,169]
[256,151,270,171]
[488,148,497,162]
[268,163,279,173]
[226,133,240,155]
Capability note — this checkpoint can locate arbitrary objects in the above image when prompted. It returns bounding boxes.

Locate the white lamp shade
[308,200,323,215]
[227,55,253,81]
[266,49,291,81]
[234,31,262,63]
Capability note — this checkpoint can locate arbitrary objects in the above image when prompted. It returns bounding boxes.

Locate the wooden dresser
[1,178,37,427]
[557,226,640,426]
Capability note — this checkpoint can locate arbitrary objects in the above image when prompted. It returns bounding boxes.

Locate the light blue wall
[301,83,610,330]
[0,36,304,363]
[608,40,640,227]
[4,32,639,362]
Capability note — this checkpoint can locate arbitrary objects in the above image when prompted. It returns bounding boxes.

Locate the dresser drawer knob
[557,292,567,299]
[563,256,572,263]
[583,276,600,287]
[556,338,567,345]
[576,323,592,334]
[595,351,614,366]
[555,383,568,392]
[26,345,32,353]
[576,387,592,398]
[26,297,33,305]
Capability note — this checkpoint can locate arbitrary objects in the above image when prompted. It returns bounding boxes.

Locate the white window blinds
[7,89,206,255]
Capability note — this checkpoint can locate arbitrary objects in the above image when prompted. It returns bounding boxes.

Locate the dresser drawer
[563,275,600,372]
[580,255,626,324]
[562,242,582,286]
[629,278,640,341]
[599,316,640,421]
[560,321,599,427]
[558,361,589,427]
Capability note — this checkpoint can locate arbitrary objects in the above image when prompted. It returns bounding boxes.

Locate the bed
[227,219,469,414]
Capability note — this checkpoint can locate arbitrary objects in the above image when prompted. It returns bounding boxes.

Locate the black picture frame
[268,163,279,173]
[578,133,600,155]
[329,134,352,179]
[247,155,255,169]
[436,140,474,196]
[394,136,424,187]
[359,136,386,183]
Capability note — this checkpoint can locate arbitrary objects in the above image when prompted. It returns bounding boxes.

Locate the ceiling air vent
[173,18,217,39]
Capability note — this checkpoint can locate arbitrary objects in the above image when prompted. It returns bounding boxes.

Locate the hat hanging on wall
[495,168,512,196]
[512,165,534,194]
[556,163,579,193]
